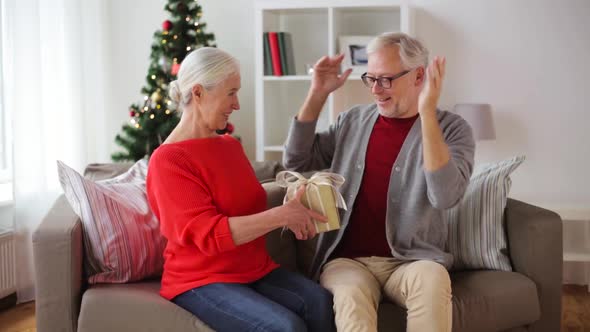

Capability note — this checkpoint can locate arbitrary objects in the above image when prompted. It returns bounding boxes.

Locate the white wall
[106,0,590,209]
[411,0,590,208]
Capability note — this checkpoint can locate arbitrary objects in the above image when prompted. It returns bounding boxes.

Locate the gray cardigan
[283,104,475,279]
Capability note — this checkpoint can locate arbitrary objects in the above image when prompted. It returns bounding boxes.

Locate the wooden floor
[0,300,35,332]
[0,285,589,332]
[562,285,590,332]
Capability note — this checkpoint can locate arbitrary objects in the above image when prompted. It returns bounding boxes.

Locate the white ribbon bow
[275,171,348,232]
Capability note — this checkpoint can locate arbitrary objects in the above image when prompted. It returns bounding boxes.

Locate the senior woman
[146,47,335,332]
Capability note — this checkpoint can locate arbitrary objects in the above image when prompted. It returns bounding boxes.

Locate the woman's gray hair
[367,32,429,70]
[168,47,240,107]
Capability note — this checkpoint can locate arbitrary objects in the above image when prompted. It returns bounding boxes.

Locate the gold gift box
[276,171,347,234]
[300,184,341,233]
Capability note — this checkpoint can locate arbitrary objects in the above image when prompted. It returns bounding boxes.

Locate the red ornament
[130,110,136,117]
[226,122,235,135]
[162,20,173,31]
[171,62,181,76]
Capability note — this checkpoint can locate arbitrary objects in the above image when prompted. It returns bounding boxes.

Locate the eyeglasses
[361,70,411,89]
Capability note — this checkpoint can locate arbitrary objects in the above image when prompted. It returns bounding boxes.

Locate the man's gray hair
[367,32,429,69]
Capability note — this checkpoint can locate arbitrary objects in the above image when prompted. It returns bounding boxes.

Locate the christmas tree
[111,0,216,162]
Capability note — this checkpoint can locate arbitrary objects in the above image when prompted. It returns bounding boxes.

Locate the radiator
[0,228,16,299]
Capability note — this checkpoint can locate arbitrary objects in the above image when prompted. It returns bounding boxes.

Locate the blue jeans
[172,268,336,332]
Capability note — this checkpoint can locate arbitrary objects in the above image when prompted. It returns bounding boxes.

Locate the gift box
[276,171,347,233]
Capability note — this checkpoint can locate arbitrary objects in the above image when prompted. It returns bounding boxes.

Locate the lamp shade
[453,103,496,140]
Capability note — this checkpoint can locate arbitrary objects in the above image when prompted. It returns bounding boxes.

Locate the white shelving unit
[254,0,413,161]
[557,209,590,262]
[550,207,590,291]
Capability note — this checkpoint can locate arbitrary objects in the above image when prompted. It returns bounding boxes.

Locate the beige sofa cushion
[446,156,525,271]
[78,282,212,332]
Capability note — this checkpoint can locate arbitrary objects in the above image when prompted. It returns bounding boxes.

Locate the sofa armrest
[33,195,84,332]
[505,198,562,332]
[262,182,300,272]
[262,181,287,209]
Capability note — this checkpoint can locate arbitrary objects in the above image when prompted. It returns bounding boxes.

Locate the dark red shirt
[333,114,419,259]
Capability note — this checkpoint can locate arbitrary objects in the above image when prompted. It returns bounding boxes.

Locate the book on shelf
[263,32,273,75]
[280,32,296,76]
[263,32,296,76]
[267,32,283,76]
[277,33,289,75]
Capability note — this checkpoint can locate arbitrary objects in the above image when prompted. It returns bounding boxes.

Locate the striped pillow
[446,155,525,271]
[57,159,166,284]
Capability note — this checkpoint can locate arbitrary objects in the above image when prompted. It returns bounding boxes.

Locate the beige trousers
[320,257,452,332]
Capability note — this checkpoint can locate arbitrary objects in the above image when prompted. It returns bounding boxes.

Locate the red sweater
[333,114,419,259]
[147,135,278,300]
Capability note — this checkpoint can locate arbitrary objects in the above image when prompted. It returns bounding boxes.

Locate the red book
[268,32,283,76]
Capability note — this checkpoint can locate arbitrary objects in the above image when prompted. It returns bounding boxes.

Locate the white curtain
[3,0,110,302]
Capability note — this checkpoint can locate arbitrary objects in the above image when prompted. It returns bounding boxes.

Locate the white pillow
[57,159,166,283]
[446,155,525,271]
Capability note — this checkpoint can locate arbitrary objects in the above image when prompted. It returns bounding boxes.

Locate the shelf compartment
[332,6,403,50]
[263,8,329,76]
[263,80,330,147]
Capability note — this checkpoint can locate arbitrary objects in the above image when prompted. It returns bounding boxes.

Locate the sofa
[33,162,562,332]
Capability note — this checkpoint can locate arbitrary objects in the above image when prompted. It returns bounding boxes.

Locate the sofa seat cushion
[376,270,540,332]
[451,270,540,332]
[78,281,212,332]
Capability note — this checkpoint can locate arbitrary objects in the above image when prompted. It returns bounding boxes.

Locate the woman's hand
[280,185,328,240]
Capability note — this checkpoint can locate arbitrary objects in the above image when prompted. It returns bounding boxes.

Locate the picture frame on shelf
[339,36,374,74]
